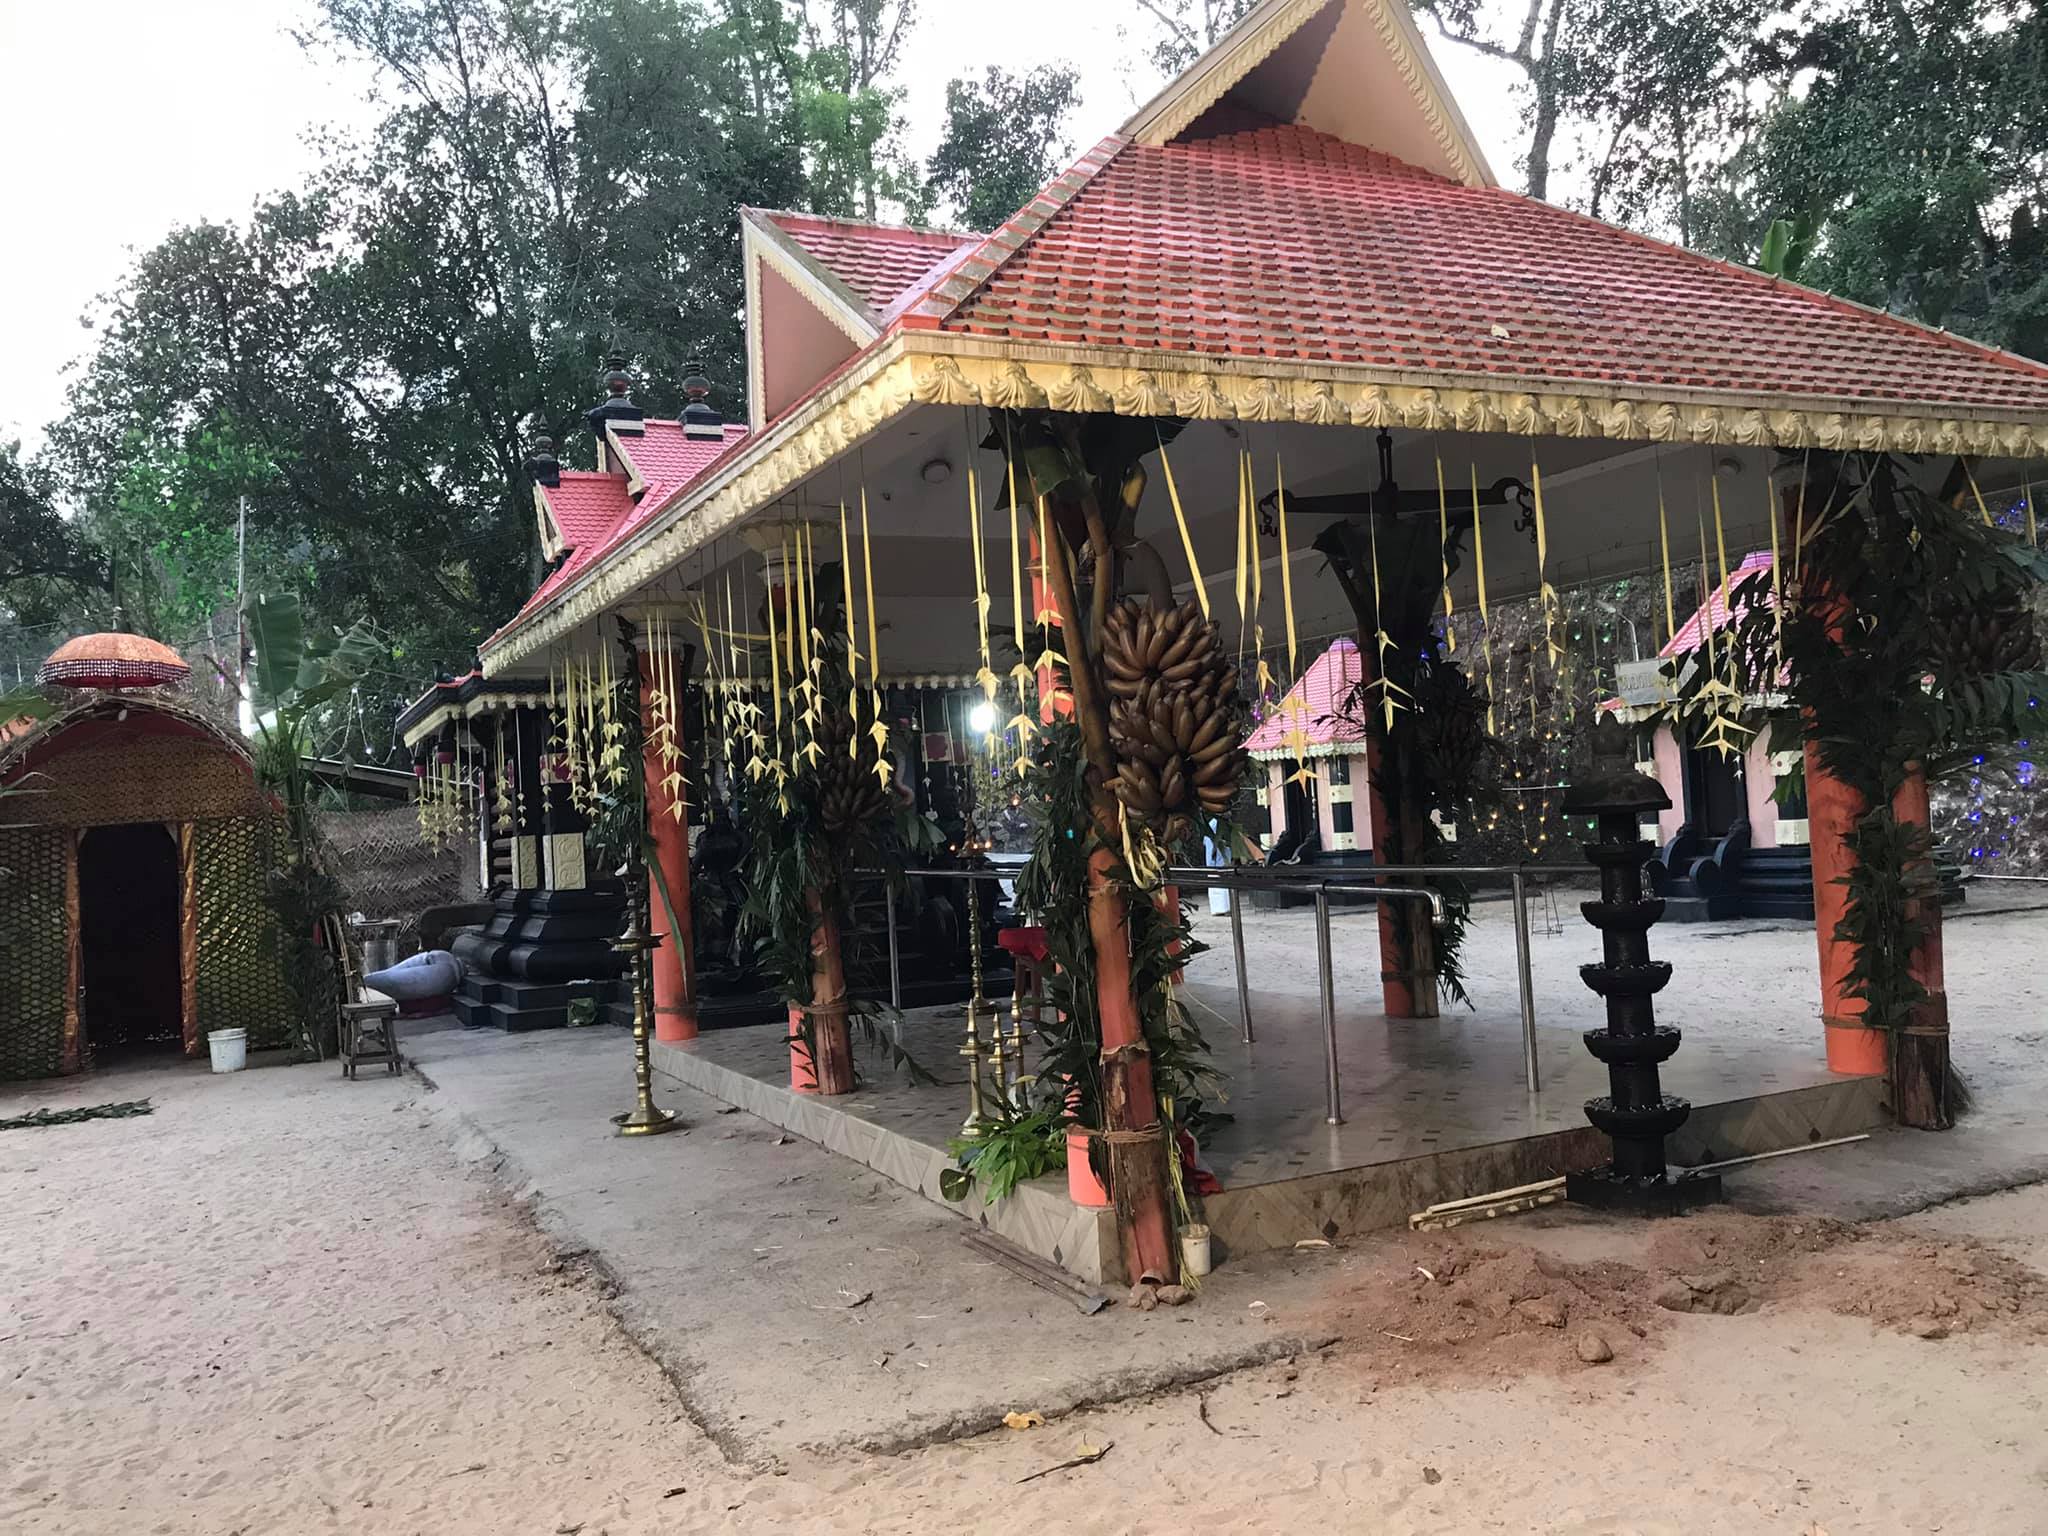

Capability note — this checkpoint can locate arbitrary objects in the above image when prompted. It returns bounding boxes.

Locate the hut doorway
[80,823,184,1060]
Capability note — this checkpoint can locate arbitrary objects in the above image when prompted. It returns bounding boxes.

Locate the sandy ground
[8,1051,2048,1535]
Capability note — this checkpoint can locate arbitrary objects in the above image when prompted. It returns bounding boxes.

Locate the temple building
[398,0,2048,1276]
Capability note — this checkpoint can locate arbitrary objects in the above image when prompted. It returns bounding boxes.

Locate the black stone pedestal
[1564,724,1723,1215]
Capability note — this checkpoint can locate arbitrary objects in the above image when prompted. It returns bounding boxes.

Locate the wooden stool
[339,989,401,1078]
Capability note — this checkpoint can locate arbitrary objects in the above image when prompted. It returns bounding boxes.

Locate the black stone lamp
[1563,721,1722,1213]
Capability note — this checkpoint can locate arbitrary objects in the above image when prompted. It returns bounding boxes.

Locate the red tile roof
[761,211,975,321]
[499,421,749,640]
[1662,550,1777,658]
[1243,637,1366,756]
[916,122,2048,412]
[614,419,750,501]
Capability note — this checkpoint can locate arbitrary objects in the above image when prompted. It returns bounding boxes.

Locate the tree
[46,0,845,721]
[1131,0,1256,74]
[0,442,105,628]
[1729,0,2048,359]
[1413,0,1767,211]
[788,1,926,220]
[928,65,1081,231]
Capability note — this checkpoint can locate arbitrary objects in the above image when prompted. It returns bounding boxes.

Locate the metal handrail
[876,858,1573,1120]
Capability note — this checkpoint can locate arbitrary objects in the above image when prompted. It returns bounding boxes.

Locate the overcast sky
[0,1,1523,454]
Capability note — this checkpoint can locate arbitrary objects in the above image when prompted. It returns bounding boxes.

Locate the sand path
[6,1057,2048,1535]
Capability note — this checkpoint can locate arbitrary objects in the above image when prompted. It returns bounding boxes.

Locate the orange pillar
[639,647,697,1042]
[1791,473,1947,1082]
[1806,753,1948,1079]
[1803,744,1883,1074]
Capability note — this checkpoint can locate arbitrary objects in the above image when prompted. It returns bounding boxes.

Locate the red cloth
[996,926,1050,963]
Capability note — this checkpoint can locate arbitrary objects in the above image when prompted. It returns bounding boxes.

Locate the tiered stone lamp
[1563,728,1723,1213]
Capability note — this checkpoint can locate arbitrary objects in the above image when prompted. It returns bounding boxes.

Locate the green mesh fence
[192,816,297,1051]
[0,828,70,1080]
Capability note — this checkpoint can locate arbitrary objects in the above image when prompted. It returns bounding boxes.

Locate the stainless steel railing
[881,861,1580,1123]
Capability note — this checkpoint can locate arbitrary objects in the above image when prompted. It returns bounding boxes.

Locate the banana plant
[242,591,386,1060]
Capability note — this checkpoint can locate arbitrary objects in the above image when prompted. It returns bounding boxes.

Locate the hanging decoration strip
[1963,458,1994,527]
[1766,468,1785,654]
[1434,449,1456,653]
[1249,454,1269,699]
[493,715,515,837]
[1366,508,1410,731]
[1004,453,1035,771]
[1530,448,1561,669]
[1471,466,1496,735]
[2027,477,2039,548]
[838,504,861,753]
[1273,456,1311,778]
[967,457,997,700]
[1155,434,1210,619]
[1655,452,1678,649]
[1276,456,1298,680]
[1234,449,1250,659]
[763,546,784,756]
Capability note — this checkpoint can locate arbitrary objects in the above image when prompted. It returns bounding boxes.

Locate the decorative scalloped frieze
[481,339,2048,676]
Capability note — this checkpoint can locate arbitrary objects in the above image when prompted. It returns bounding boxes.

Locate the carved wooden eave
[479,330,2048,675]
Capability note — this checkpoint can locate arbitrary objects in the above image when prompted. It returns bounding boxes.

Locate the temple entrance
[80,823,183,1061]
[1684,738,1747,840]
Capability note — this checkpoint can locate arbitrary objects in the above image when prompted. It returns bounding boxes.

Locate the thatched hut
[0,635,294,1078]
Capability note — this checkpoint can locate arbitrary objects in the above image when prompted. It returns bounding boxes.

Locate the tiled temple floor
[653,972,1884,1280]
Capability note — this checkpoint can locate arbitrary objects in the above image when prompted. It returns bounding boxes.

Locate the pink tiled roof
[1243,637,1366,755]
[912,121,2048,412]
[494,421,749,643]
[1662,550,1777,658]
[761,211,975,321]
[615,419,750,500]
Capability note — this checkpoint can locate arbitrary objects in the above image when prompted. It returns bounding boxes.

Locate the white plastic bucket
[207,1028,248,1074]
[1180,1222,1213,1278]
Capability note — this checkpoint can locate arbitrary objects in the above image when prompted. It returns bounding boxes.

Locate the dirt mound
[1325,1238,1662,1381]
[1804,1237,2048,1339]
[1317,1209,2048,1381]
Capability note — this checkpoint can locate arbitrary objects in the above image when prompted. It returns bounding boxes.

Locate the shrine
[405,0,2047,1277]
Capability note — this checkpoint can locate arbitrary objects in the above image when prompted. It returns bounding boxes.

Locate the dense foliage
[2,0,1081,709]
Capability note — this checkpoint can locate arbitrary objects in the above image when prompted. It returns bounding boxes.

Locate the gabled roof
[756,211,975,323]
[501,420,748,646]
[909,119,2048,412]
[478,0,2048,676]
[1243,637,1365,758]
[1120,0,1493,186]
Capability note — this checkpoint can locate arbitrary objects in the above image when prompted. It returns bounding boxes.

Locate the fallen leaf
[1003,1410,1046,1431]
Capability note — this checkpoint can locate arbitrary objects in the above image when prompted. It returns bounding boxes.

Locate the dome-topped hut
[0,635,294,1079]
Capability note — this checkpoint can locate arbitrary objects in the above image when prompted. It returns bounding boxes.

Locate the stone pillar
[1563,725,1721,1212]
[639,644,697,1042]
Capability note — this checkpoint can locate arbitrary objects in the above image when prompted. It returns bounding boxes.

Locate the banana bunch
[1412,657,1491,793]
[1937,597,2042,679]
[809,705,891,834]
[1101,598,1245,845]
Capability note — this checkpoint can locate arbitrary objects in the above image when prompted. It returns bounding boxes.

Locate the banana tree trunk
[1045,508,1178,1285]
[805,891,856,1096]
